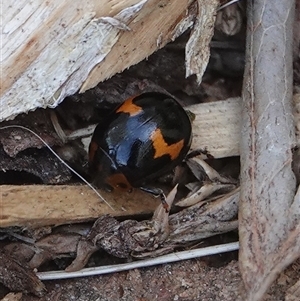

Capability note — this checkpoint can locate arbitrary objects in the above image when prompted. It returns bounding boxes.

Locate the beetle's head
[89,143,132,192]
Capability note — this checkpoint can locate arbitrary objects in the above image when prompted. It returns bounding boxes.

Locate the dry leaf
[285,278,300,301]
[0,293,23,301]
[215,2,244,36]
[168,188,239,244]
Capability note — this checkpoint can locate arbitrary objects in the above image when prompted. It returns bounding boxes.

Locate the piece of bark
[185,0,219,83]
[0,146,72,184]
[239,1,300,300]
[0,251,46,297]
[0,110,61,157]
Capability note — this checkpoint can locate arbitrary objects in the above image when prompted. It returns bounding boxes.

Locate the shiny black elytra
[89,92,192,208]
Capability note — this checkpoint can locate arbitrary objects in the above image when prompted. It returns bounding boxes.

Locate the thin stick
[37,241,239,280]
[217,0,241,11]
[0,125,114,211]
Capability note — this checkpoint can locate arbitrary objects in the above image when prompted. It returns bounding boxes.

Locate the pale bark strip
[239,1,299,300]
[185,0,219,83]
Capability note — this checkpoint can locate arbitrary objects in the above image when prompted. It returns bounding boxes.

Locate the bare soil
[2,257,298,301]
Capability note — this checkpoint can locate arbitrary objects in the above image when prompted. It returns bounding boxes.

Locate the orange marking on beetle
[89,140,98,163]
[106,173,133,191]
[116,97,142,116]
[151,128,184,160]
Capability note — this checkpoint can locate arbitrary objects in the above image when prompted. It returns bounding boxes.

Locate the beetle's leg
[139,187,169,212]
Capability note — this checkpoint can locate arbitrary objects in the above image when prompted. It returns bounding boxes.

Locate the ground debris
[0,251,46,297]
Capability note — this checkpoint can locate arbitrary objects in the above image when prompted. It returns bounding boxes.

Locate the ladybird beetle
[89,92,192,210]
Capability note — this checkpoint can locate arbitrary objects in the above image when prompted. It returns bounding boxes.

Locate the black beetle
[89,92,192,209]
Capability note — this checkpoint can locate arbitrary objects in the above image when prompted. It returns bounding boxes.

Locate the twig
[217,0,242,11]
[37,242,239,280]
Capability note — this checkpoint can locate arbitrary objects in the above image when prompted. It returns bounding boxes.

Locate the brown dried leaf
[215,2,244,36]
[0,293,23,301]
[187,157,237,184]
[285,278,300,301]
[176,182,236,207]
[35,233,81,254]
[29,233,81,269]
[168,188,239,244]
[177,157,237,207]
[65,238,98,272]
